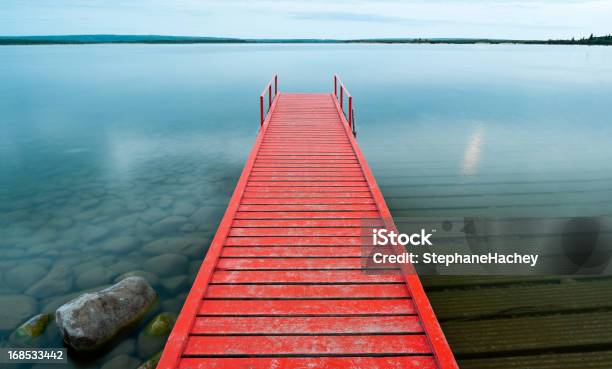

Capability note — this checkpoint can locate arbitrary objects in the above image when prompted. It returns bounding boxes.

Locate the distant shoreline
[1,34,611,46]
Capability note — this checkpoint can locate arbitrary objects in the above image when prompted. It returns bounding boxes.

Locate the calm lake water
[1,44,612,368]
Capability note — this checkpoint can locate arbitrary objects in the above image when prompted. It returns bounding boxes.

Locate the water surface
[1,44,612,367]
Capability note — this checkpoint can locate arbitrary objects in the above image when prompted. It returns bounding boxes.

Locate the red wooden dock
[157,76,458,369]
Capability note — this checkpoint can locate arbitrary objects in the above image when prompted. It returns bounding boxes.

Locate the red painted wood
[205,284,409,298]
[238,204,377,211]
[232,218,383,227]
[179,357,438,369]
[199,299,416,316]
[199,299,417,316]
[224,236,371,246]
[216,257,367,270]
[229,227,375,236]
[158,87,457,369]
[241,197,375,204]
[183,335,431,356]
[234,211,380,219]
[211,270,403,283]
[191,316,423,334]
[221,246,365,257]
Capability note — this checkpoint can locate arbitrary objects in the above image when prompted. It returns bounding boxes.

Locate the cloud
[290,11,407,23]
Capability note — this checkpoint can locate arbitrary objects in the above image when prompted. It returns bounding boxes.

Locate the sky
[2,0,611,39]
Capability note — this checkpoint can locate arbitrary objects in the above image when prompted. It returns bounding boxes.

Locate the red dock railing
[259,74,278,126]
[333,74,354,132]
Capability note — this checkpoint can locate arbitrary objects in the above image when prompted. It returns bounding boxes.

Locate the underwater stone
[100,236,138,253]
[116,271,160,287]
[160,275,188,294]
[26,264,73,298]
[10,314,51,343]
[150,216,188,235]
[0,295,37,330]
[101,355,140,369]
[76,266,115,290]
[4,262,49,292]
[137,313,176,358]
[143,254,189,277]
[172,201,196,217]
[137,351,162,369]
[55,277,156,351]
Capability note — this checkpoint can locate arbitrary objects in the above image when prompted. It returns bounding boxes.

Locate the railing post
[348,96,353,128]
[274,75,278,97]
[268,85,272,108]
[334,75,337,97]
[260,95,264,126]
[340,87,343,110]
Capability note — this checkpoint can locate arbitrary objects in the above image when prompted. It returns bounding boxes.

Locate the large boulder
[55,277,157,351]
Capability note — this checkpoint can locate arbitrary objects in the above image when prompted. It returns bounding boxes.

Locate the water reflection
[461,125,484,176]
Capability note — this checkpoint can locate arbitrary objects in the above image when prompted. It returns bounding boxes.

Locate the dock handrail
[260,74,279,126]
[333,74,354,132]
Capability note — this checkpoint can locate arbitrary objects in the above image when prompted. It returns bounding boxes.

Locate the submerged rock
[101,355,140,369]
[105,338,136,357]
[100,236,138,253]
[116,271,160,287]
[76,266,115,290]
[143,254,188,277]
[160,276,188,294]
[55,277,157,351]
[27,264,73,298]
[10,314,51,343]
[137,351,162,369]
[137,313,176,358]
[150,216,187,235]
[4,262,48,292]
[0,295,37,330]
[172,201,196,217]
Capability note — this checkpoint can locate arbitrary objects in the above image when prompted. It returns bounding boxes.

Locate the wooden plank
[234,211,380,219]
[245,186,370,192]
[205,284,409,298]
[183,335,432,356]
[250,172,364,177]
[220,246,365,257]
[179,356,438,369]
[191,316,424,334]
[246,176,366,182]
[198,299,417,316]
[238,204,377,211]
[442,311,612,355]
[428,279,612,320]
[459,351,612,369]
[224,236,370,246]
[240,197,375,204]
[232,219,383,227]
[211,270,403,284]
[247,181,367,187]
[216,257,365,270]
[243,192,373,198]
[422,275,602,289]
[229,227,375,237]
